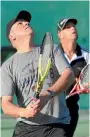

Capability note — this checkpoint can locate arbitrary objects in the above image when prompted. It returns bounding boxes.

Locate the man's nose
[24,22,29,26]
[70,26,76,31]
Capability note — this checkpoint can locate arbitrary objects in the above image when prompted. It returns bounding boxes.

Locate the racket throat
[34,92,40,99]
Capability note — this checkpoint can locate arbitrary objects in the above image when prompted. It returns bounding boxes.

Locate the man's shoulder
[80,46,89,53]
[78,45,90,63]
[2,53,17,68]
[80,46,90,58]
[54,44,64,53]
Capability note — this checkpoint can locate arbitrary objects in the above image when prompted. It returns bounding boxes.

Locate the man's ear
[58,31,63,39]
[9,32,16,41]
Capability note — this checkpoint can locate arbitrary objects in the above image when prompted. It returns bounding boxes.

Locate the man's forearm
[2,96,41,118]
[2,100,25,118]
[48,68,75,95]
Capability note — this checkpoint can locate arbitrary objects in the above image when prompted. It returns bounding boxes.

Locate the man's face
[59,22,78,40]
[9,19,34,39]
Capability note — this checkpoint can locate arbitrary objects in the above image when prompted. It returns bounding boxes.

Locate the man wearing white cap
[57,18,89,137]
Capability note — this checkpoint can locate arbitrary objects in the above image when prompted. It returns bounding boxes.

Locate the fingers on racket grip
[34,93,39,99]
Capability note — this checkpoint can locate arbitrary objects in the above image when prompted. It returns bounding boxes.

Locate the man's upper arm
[54,46,71,75]
[2,96,13,103]
[1,63,15,97]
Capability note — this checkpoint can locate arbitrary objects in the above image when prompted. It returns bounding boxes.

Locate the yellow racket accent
[36,55,52,95]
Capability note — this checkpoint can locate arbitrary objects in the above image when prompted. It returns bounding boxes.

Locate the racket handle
[34,93,39,99]
[66,92,79,99]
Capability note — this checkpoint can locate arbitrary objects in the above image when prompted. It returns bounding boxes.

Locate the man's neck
[61,40,77,59]
[17,45,34,53]
[15,37,35,53]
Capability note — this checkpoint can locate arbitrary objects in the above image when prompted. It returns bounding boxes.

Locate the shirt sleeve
[85,52,90,64]
[1,62,15,97]
[54,46,71,75]
[81,48,90,63]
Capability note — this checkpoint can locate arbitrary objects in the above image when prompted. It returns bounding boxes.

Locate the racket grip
[34,93,39,99]
[66,92,79,99]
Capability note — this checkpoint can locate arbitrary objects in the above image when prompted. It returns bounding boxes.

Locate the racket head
[66,63,90,99]
[35,32,54,99]
[79,63,90,90]
[40,32,54,73]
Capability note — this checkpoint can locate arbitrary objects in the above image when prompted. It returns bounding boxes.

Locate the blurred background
[1,1,89,137]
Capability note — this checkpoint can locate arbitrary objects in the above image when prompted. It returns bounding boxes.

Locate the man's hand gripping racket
[34,32,54,99]
[66,63,90,99]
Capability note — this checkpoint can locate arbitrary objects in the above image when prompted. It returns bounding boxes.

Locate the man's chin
[73,35,78,40]
[29,32,34,37]
[75,34,78,39]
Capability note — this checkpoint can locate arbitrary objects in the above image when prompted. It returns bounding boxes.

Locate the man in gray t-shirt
[1,10,75,137]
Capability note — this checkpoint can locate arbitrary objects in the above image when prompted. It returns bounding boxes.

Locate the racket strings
[80,64,89,89]
[66,64,90,99]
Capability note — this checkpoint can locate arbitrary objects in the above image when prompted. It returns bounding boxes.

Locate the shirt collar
[60,44,82,63]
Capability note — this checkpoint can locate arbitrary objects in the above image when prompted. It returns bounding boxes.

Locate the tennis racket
[66,63,90,99]
[34,32,54,99]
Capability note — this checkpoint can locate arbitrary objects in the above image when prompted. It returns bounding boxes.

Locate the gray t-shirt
[1,46,71,125]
